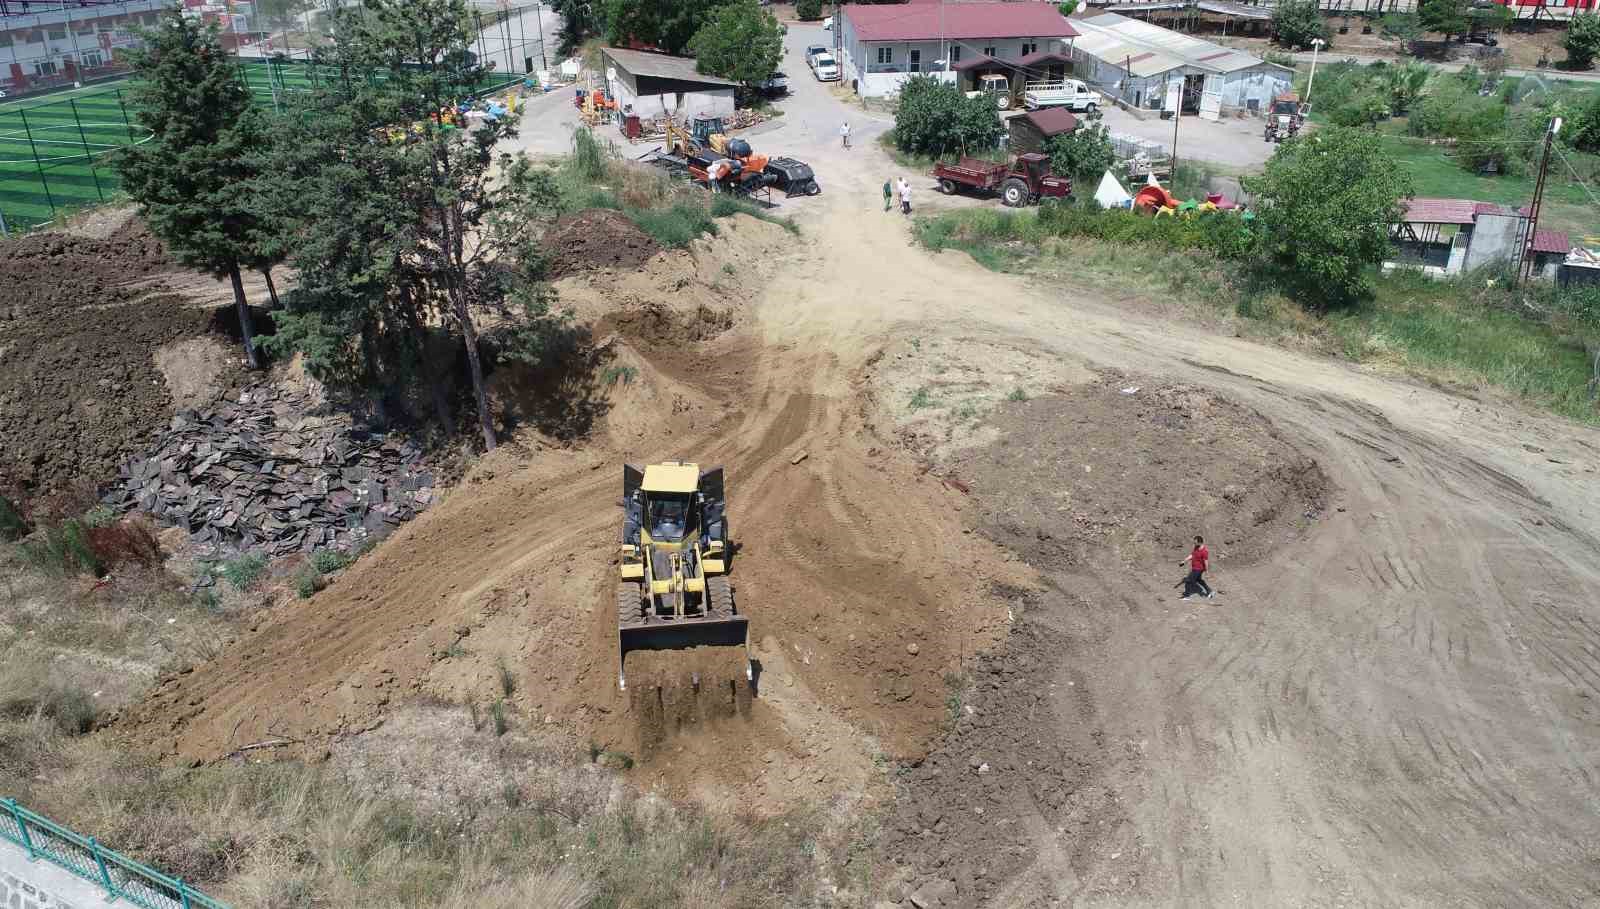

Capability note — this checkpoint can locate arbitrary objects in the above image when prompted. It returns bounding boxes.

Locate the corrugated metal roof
[842,2,1078,41]
[1400,197,1479,225]
[1018,107,1079,135]
[600,47,739,87]
[1074,12,1286,74]
[1532,229,1572,254]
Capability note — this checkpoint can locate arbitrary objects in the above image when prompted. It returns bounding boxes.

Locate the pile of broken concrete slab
[103,381,434,557]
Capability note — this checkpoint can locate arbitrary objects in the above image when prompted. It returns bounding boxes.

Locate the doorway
[1181,73,1205,114]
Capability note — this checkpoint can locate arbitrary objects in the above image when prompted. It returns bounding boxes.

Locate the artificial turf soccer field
[0,60,521,232]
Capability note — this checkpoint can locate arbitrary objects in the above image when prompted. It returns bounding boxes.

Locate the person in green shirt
[883,179,892,212]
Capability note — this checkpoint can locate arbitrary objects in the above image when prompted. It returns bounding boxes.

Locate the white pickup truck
[1022,79,1102,113]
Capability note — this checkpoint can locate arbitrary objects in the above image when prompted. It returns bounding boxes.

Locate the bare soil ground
[89,127,1600,908]
[0,220,247,496]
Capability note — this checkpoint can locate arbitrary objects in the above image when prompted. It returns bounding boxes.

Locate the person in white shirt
[839,121,851,149]
[898,178,912,215]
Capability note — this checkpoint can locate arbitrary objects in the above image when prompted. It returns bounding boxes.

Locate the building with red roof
[1390,196,1575,280]
[835,1,1078,98]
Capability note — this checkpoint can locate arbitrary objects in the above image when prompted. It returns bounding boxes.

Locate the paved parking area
[1094,107,1276,170]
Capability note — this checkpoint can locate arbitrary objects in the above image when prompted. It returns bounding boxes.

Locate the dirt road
[115,43,1600,904]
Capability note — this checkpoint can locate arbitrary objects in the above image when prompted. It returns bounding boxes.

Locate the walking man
[840,120,851,149]
[1178,535,1214,601]
[883,178,893,211]
[898,177,912,216]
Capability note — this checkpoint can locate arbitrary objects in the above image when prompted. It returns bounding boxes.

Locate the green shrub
[627,200,717,247]
[17,519,102,578]
[310,548,354,574]
[796,0,823,20]
[892,74,1003,157]
[294,567,323,600]
[1272,0,1329,49]
[217,552,269,591]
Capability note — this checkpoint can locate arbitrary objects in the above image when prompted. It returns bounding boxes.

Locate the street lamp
[1304,37,1325,108]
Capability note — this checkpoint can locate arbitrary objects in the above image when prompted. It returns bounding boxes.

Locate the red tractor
[932,152,1072,207]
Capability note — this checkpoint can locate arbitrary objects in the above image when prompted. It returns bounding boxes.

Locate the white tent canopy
[1094,171,1133,209]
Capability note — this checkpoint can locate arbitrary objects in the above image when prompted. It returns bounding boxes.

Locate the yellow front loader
[616,461,751,690]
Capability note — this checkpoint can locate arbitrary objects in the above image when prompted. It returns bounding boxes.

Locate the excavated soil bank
[541,208,660,278]
[0,222,248,495]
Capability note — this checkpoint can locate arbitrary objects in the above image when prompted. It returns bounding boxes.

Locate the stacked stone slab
[103,381,434,557]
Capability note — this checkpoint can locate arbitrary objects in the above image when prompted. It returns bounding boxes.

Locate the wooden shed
[1008,107,1078,154]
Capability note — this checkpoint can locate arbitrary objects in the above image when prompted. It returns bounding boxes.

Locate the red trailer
[932,153,1071,207]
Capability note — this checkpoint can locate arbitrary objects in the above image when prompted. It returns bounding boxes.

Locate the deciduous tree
[1243,127,1413,308]
[689,0,785,89]
[1566,12,1600,70]
[603,0,710,55]
[1045,121,1116,185]
[892,74,1002,157]
[1271,0,1328,50]
[1418,0,1470,42]
[117,10,280,369]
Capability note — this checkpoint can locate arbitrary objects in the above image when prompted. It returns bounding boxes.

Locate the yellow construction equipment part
[616,461,751,690]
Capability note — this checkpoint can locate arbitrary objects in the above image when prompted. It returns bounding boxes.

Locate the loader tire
[618,581,643,627]
[706,575,735,619]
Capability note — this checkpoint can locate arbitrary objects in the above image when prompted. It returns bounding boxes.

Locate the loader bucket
[618,615,751,690]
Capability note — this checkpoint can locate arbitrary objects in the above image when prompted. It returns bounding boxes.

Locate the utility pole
[1305,37,1325,107]
[533,2,547,70]
[62,0,83,87]
[1170,96,1180,185]
[1519,115,1561,286]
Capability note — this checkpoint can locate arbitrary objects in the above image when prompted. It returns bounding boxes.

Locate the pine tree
[117,10,278,369]
[263,0,563,450]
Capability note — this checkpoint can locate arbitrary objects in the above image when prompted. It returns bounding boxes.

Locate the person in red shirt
[1178,535,1214,600]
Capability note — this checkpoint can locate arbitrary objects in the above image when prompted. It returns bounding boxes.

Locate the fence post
[89,837,116,895]
[117,88,136,145]
[179,879,194,909]
[70,98,105,201]
[16,108,59,218]
[5,799,37,860]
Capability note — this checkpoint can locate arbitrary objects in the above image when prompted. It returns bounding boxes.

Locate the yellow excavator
[616,461,751,690]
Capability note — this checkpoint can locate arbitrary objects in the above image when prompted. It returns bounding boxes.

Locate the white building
[835,1,1079,99]
[600,46,737,121]
[1,0,167,95]
[1069,11,1291,119]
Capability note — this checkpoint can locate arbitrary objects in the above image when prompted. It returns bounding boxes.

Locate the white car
[822,16,833,30]
[804,44,828,67]
[811,52,840,82]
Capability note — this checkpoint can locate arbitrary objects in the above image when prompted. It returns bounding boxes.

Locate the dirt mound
[950,374,1329,572]
[0,222,244,495]
[541,209,660,278]
[878,374,1332,903]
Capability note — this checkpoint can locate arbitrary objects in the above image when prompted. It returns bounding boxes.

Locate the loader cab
[647,493,694,541]
[636,461,703,543]
[691,114,726,145]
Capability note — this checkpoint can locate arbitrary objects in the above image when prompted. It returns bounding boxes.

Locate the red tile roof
[1400,197,1478,225]
[842,2,1078,41]
[1531,229,1571,255]
[1018,107,1079,135]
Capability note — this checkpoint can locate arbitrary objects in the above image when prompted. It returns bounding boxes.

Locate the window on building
[0,33,13,48]
[982,46,996,58]
[950,45,961,63]
[909,49,921,72]
[48,28,66,40]
[876,46,892,65]
[1022,42,1038,56]
[34,59,57,76]
[80,49,103,67]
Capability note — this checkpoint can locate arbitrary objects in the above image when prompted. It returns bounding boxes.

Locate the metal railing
[0,798,230,909]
